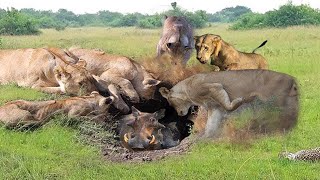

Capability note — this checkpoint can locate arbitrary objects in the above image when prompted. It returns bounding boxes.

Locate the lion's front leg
[32,84,64,94]
[204,107,224,137]
[207,83,244,111]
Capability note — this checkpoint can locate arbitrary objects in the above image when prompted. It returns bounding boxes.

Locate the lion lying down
[0,48,100,95]
[65,48,161,113]
[160,69,299,137]
[0,91,113,128]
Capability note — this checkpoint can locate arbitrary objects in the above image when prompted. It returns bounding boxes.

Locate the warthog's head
[54,60,98,95]
[194,34,222,64]
[159,87,192,116]
[120,107,166,151]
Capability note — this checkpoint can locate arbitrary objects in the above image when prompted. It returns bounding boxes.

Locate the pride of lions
[0,16,301,158]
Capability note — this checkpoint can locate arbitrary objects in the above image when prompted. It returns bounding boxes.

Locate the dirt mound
[102,136,196,163]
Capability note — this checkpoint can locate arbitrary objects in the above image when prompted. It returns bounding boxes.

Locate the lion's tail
[252,40,268,53]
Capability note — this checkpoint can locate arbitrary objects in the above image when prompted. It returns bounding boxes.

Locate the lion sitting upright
[194,34,268,70]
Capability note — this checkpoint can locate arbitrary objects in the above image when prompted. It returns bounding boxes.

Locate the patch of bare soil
[102,136,196,163]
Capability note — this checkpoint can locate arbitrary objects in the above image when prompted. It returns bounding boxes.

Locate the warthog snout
[124,133,157,151]
[120,107,166,151]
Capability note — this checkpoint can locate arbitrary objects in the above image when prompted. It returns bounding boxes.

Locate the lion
[160,70,299,137]
[66,48,160,111]
[0,48,99,95]
[0,91,114,128]
[194,34,268,70]
[157,16,194,65]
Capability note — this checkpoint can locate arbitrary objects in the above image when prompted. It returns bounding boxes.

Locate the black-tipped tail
[252,40,268,53]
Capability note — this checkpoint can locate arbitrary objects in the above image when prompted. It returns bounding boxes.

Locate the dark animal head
[120,107,166,151]
[157,16,193,64]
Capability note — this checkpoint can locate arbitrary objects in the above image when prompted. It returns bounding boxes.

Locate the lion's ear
[213,39,222,57]
[76,59,87,68]
[213,35,221,41]
[214,41,221,57]
[159,87,170,99]
[194,36,200,42]
[164,15,168,19]
[143,78,161,88]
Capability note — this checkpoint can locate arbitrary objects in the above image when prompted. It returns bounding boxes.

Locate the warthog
[118,107,190,151]
[157,16,194,65]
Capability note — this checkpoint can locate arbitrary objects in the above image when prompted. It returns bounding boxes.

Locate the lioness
[66,48,160,103]
[0,91,113,128]
[157,16,194,65]
[0,48,98,95]
[160,70,299,137]
[194,34,268,70]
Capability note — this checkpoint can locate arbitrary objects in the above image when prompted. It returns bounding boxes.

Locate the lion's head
[54,60,98,95]
[194,34,222,64]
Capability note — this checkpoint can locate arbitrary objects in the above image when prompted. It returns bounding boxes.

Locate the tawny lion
[160,70,299,137]
[194,34,268,70]
[0,91,113,128]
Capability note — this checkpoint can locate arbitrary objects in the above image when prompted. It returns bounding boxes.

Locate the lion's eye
[204,47,208,51]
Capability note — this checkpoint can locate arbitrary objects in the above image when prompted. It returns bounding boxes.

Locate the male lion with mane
[194,34,268,70]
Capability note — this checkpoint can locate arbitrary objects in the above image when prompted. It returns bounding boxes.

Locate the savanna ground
[0,24,320,179]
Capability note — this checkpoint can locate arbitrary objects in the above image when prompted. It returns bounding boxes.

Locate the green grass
[0,25,320,179]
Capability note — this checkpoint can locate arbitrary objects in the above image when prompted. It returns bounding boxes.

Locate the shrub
[137,15,163,29]
[230,3,320,30]
[208,6,252,23]
[229,13,265,30]
[0,8,40,35]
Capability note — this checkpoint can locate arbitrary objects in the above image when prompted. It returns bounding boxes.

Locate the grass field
[0,24,320,179]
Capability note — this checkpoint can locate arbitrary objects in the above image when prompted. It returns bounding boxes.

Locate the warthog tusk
[124,133,129,143]
[149,135,156,144]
